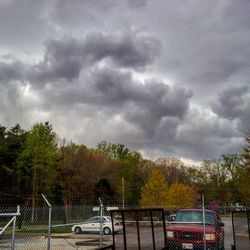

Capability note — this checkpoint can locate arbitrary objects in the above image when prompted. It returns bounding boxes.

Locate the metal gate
[231,210,250,250]
[0,206,20,250]
[105,208,167,250]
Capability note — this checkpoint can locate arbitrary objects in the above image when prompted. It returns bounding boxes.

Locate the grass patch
[4,226,73,235]
[51,226,72,234]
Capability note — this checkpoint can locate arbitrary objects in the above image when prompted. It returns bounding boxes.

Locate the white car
[72,216,122,235]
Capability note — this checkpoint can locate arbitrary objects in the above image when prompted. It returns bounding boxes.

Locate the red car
[166,209,224,250]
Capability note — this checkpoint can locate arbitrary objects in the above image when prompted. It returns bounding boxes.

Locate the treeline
[0,122,250,207]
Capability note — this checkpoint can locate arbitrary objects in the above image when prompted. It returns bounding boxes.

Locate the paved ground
[0,217,249,249]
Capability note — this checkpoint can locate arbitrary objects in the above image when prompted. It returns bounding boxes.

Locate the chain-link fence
[0,203,120,249]
[0,206,20,249]
[231,210,250,250]
[0,204,250,249]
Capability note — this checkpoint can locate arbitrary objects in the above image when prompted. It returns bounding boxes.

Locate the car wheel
[74,227,82,234]
[103,227,111,235]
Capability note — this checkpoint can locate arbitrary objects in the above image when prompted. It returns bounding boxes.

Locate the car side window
[88,217,98,223]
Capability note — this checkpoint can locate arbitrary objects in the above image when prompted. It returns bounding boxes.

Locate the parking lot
[0,207,250,250]
[1,217,249,249]
[105,218,249,250]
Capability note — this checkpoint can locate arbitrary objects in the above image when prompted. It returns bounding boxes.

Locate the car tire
[103,227,111,235]
[74,227,82,234]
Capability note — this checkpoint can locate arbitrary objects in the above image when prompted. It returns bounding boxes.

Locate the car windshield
[175,211,215,225]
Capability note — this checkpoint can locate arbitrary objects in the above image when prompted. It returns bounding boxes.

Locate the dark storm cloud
[40,65,192,145]
[84,32,161,68]
[211,84,250,133]
[122,81,192,135]
[92,67,191,116]
[42,66,191,117]
[27,32,160,85]
[211,85,249,120]
[0,59,24,83]
[0,64,25,125]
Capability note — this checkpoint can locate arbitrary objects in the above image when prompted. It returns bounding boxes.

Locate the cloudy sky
[1,0,250,163]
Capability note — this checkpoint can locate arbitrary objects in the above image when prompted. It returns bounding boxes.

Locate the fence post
[99,197,104,249]
[10,205,20,250]
[202,194,206,250]
[42,194,52,250]
[231,211,236,250]
[247,211,250,243]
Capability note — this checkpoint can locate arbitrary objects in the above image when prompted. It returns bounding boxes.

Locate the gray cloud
[0,59,24,83]
[41,66,192,126]
[26,31,160,86]
[127,0,147,9]
[174,108,243,160]
[211,84,250,133]
[1,0,250,162]
[211,85,250,119]
[52,0,115,29]
[0,0,53,51]
[84,32,161,68]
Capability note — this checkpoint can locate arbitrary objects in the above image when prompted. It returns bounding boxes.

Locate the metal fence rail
[231,210,250,250]
[0,206,20,250]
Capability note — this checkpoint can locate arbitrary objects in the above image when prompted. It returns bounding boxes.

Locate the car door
[101,217,109,230]
[82,217,98,232]
[89,217,100,232]
[95,217,109,233]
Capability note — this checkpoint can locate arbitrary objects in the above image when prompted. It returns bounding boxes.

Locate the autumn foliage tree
[140,169,169,207]
[140,170,199,208]
[167,182,199,207]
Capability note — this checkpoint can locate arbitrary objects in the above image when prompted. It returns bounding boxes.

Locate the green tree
[17,122,60,217]
[190,159,231,203]
[221,154,241,203]
[58,142,111,206]
[154,158,188,186]
[0,124,26,201]
[95,178,115,202]
[97,141,130,160]
[140,169,169,207]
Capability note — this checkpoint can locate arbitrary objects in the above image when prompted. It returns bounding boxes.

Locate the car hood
[167,223,215,233]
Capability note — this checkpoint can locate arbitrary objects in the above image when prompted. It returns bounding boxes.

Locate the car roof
[178,209,216,213]
[89,216,110,219]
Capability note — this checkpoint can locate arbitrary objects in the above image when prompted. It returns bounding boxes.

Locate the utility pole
[122,177,125,209]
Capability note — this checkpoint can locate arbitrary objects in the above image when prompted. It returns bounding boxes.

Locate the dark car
[166,209,224,250]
